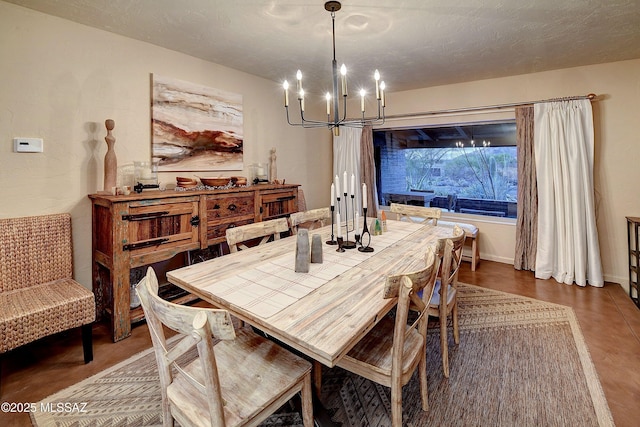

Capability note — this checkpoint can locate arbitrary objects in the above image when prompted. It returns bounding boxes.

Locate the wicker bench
[0,213,95,388]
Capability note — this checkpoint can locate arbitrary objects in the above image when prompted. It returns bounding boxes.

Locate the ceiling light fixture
[282,1,386,136]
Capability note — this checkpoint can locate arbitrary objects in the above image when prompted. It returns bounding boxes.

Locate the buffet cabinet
[89,184,299,341]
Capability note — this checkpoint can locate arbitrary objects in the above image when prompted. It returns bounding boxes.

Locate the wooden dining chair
[136,267,313,427]
[289,207,331,234]
[225,217,290,253]
[429,226,466,378]
[390,203,442,225]
[333,247,439,427]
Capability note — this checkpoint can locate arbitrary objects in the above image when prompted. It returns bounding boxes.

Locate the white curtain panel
[333,126,363,228]
[534,99,603,287]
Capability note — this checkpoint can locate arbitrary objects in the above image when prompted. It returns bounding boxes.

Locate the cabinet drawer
[207,218,254,243]
[207,194,254,220]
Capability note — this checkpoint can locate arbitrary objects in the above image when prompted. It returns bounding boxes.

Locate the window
[373,121,517,218]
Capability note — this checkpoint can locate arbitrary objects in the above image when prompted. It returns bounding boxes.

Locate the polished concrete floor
[1,260,639,426]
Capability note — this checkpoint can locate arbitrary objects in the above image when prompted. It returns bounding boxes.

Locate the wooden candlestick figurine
[103,119,117,192]
[269,147,277,184]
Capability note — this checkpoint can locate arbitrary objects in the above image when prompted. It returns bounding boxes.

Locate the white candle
[374,70,380,100]
[335,174,340,199]
[330,183,335,207]
[296,69,302,95]
[355,213,360,231]
[350,173,355,196]
[360,89,366,112]
[343,171,347,195]
[336,212,342,237]
[362,183,368,209]
[300,89,305,112]
[380,81,386,107]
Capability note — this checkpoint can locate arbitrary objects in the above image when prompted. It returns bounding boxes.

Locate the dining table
[166,218,457,368]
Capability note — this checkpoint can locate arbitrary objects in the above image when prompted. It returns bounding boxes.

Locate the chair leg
[82,323,93,363]
[301,373,314,427]
[391,384,402,427]
[440,319,449,378]
[453,303,460,345]
[419,349,429,411]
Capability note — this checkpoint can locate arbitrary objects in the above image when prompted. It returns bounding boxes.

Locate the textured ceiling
[5,0,640,94]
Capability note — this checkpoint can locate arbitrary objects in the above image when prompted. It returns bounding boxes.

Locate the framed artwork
[152,74,243,171]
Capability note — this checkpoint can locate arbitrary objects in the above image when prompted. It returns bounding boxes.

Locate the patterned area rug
[31,284,614,427]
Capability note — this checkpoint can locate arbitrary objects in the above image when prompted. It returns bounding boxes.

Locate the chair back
[226,217,290,253]
[0,213,74,292]
[384,247,438,375]
[136,267,236,426]
[434,225,466,311]
[390,203,441,225]
[289,207,331,234]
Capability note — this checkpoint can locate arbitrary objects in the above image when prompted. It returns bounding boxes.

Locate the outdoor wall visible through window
[373,121,517,218]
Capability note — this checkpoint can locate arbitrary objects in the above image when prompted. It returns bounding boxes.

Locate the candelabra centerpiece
[282,1,387,136]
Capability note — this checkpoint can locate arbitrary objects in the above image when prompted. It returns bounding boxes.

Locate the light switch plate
[13,137,44,153]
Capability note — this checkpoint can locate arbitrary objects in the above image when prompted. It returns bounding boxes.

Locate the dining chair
[289,207,332,234]
[332,247,439,426]
[429,226,466,378]
[390,203,442,225]
[225,217,290,253]
[136,267,314,427]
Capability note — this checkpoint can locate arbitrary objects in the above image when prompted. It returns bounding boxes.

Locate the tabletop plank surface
[167,219,456,366]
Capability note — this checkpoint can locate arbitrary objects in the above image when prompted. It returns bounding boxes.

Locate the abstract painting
[152,74,243,171]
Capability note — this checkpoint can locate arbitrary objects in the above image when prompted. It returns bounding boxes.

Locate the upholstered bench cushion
[0,278,95,353]
[437,220,478,237]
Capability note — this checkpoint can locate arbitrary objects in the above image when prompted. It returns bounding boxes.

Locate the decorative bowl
[200,177,230,187]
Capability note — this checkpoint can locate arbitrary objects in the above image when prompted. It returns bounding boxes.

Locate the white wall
[385,60,640,288]
[0,2,332,289]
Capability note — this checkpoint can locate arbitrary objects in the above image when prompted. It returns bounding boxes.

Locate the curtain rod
[383,93,597,120]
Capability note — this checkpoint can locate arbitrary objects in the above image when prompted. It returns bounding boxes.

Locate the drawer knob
[228,203,237,211]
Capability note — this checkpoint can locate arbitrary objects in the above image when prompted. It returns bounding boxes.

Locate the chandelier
[282,1,386,135]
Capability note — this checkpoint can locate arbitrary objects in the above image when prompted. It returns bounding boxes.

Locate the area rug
[31,284,614,427]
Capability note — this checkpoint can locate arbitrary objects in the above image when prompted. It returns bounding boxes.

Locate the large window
[373,121,517,218]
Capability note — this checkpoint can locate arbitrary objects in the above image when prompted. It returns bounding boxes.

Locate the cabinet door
[124,199,200,265]
[260,189,298,221]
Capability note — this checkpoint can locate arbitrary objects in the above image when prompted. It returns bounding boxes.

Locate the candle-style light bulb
[296,69,303,97]
[283,80,289,107]
[360,89,366,112]
[340,64,347,97]
[380,81,386,107]
[300,88,305,112]
[326,92,331,115]
[374,70,380,100]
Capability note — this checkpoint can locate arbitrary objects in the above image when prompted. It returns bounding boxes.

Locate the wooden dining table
[167,218,457,368]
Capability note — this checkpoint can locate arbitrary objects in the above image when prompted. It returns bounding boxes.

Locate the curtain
[333,126,362,224]
[360,125,378,218]
[514,105,537,271]
[534,99,603,287]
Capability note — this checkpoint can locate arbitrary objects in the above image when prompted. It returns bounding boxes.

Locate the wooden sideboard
[89,184,299,341]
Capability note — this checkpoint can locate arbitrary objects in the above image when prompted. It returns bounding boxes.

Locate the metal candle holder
[342,193,356,249]
[326,205,337,245]
[358,207,374,252]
